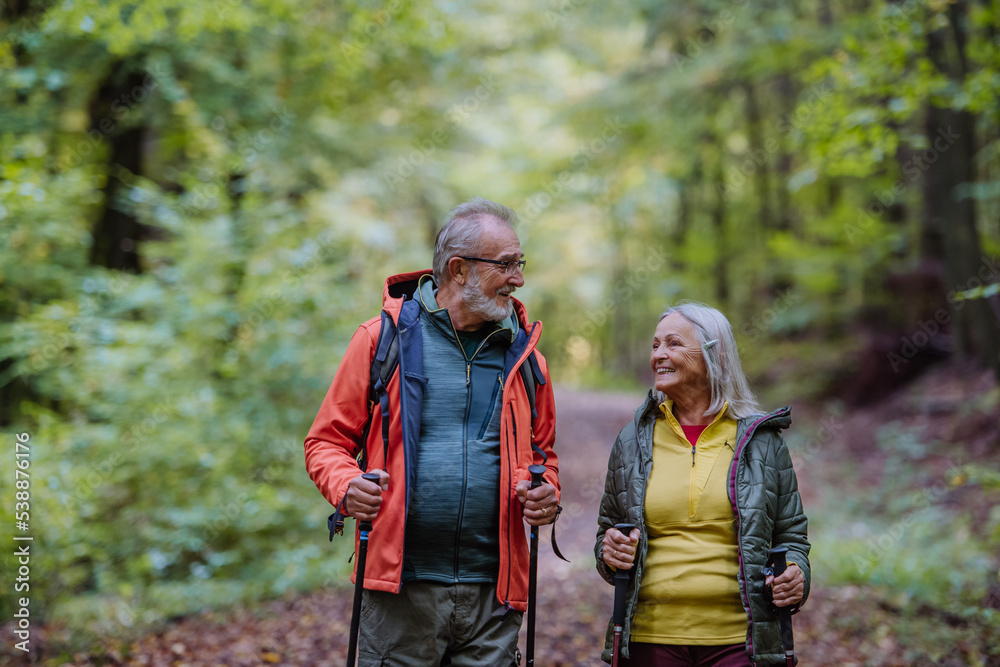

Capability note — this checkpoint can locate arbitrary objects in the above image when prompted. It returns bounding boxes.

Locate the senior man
[305,197,560,666]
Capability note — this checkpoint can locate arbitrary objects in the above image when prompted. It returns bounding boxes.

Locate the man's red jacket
[304,270,560,611]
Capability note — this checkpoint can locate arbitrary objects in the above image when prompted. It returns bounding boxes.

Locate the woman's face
[650,312,710,401]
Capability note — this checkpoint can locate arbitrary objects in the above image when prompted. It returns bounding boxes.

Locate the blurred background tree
[1,0,997,653]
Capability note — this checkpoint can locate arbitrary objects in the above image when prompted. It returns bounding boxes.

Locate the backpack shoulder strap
[361,309,399,470]
[371,310,399,471]
[518,350,545,425]
[328,309,400,541]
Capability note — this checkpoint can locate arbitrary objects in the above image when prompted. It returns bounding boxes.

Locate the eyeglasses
[459,256,527,275]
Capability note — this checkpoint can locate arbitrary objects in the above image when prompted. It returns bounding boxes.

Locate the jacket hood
[381,269,532,330]
[741,406,792,431]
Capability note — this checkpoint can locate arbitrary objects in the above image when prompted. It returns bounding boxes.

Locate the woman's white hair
[657,301,761,420]
[433,197,517,284]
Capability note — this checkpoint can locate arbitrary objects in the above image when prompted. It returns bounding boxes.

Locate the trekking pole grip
[768,546,788,577]
[528,464,546,490]
[767,546,796,666]
[359,472,381,531]
[612,523,636,624]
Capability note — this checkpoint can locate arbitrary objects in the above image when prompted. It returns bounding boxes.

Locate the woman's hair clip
[703,339,719,350]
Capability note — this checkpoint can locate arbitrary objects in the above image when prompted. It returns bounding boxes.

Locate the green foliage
[814,509,994,609]
[0,0,440,640]
[1,0,998,654]
[811,422,1000,613]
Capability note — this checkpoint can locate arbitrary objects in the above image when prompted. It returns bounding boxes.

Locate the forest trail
[51,379,999,666]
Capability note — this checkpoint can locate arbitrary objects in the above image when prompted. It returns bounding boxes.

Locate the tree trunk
[744,82,773,233]
[673,180,690,273]
[743,82,774,309]
[923,1,999,381]
[88,65,149,272]
[817,0,833,26]
[775,74,796,234]
[710,128,729,309]
[672,149,702,272]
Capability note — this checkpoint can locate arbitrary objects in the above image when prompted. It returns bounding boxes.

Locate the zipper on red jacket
[499,321,541,609]
[503,402,518,607]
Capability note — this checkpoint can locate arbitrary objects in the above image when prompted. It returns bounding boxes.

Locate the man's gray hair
[433,197,518,284]
[657,301,761,419]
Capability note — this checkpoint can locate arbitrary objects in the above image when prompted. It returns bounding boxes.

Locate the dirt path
[99,388,640,667]
[50,384,996,666]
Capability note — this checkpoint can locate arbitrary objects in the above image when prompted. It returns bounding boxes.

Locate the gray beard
[462,268,514,322]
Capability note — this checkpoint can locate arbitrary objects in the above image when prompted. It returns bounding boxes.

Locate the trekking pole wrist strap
[549,504,569,562]
[329,495,348,541]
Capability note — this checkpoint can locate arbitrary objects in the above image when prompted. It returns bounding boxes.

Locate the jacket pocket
[478,372,504,439]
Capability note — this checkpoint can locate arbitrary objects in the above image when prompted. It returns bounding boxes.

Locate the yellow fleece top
[630,400,746,645]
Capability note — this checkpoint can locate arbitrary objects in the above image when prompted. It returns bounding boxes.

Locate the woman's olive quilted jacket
[594,393,811,665]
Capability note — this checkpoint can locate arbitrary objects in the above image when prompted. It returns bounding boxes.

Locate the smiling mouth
[656,368,676,375]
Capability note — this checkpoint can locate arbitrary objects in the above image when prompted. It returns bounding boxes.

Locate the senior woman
[595,302,810,666]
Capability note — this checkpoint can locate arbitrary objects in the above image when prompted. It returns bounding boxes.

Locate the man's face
[460,218,525,322]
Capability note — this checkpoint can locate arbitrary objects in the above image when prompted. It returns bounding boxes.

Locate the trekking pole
[611,522,637,667]
[525,464,547,667]
[346,472,381,667]
[767,546,796,667]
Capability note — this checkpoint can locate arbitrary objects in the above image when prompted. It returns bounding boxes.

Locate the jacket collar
[637,393,790,449]
[415,274,518,343]
[635,390,660,426]
[658,397,731,432]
